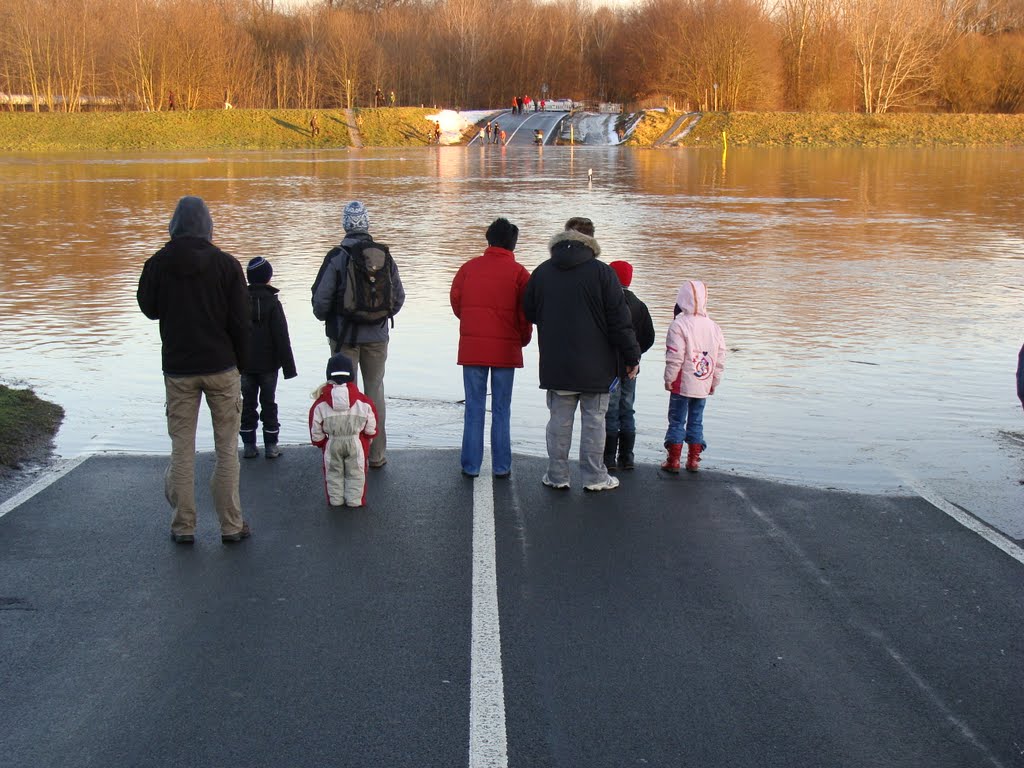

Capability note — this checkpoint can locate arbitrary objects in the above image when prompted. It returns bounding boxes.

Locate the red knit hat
[610,260,633,288]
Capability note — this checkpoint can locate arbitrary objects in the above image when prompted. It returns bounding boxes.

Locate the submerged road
[1,449,1023,767]
[467,110,567,147]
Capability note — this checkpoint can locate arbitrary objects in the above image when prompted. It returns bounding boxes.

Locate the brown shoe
[221,521,252,543]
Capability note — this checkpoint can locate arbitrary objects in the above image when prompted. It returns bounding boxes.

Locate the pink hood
[664,280,726,398]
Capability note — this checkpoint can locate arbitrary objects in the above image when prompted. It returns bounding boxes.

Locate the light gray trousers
[545,390,611,487]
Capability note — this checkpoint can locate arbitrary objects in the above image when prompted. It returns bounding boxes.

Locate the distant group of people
[482,121,506,144]
[511,95,537,114]
[137,197,725,543]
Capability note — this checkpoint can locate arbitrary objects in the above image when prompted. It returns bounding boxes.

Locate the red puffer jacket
[450,246,532,367]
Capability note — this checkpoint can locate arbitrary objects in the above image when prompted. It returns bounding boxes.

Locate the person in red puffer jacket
[450,218,532,478]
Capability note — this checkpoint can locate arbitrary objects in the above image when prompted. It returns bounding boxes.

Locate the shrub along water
[0,384,63,472]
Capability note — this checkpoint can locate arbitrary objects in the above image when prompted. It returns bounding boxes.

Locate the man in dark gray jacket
[137,196,251,545]
[522,219,640,491]
[312,201,405,468]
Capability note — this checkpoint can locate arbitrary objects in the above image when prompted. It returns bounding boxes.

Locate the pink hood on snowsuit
[664,280,726,398]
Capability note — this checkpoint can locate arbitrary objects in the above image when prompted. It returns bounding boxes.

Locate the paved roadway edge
[0,454,89,520]
[902,475,1024,566]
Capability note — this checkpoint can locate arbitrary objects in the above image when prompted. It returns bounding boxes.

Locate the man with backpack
[312,201,405,469]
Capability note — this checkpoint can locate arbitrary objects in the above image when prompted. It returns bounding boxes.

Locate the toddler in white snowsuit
[309,353,378,507]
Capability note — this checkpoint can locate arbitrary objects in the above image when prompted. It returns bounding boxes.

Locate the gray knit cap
[343,201,369,233]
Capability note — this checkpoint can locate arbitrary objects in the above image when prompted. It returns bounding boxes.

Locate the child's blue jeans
[664,393,707,448]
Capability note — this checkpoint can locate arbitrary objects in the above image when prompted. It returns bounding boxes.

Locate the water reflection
[2,146,1023,536]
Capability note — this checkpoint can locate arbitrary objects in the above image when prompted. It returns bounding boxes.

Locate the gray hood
[169,196,213,240]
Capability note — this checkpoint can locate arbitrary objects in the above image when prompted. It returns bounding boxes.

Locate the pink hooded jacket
[664,280,726,398]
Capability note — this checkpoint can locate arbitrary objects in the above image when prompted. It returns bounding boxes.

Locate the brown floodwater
[2,145,1023,536]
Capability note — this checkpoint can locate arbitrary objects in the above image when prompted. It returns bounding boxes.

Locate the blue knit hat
[247,257,273,285]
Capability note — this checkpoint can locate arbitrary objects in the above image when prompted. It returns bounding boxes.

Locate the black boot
[618,431,636,470]
[603,432,618,472]
[264,430,281,459]
[241,430,258,458]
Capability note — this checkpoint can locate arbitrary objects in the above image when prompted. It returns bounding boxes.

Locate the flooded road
[2,145,1023,537]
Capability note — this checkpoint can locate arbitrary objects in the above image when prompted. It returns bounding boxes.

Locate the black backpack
[336,239,396,325]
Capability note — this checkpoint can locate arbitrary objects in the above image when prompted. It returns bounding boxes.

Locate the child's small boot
[617,431,636,470]
[685,443,703,472]
[264,430,281,459]
[603,432,618,471]
[241,430,258,458]
[661,443,682,473]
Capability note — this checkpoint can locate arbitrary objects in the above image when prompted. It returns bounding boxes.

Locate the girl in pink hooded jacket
[662,280,726,473]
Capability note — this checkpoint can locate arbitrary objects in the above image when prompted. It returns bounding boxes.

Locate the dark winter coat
[522,229,640,393]
[137,199,249,375]
[450,246,532,368]
[619,287,655,377]
[245,284,297,378]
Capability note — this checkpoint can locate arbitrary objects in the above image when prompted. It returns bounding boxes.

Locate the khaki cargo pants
[164,369,245,537]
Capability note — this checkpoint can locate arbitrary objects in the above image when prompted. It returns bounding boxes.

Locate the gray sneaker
[265,444,281,459]
[242,444,258,459]
[584,475,620,492]
[542,473,570,490]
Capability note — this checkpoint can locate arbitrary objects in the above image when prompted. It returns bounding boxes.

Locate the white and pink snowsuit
[309,382,377,507]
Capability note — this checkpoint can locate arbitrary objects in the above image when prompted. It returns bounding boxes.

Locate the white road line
[469,455,508,768]
[0,455,90,520]
[903,478,1024,566]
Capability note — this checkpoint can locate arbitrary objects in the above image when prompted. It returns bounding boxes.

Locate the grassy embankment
[0,107,441,151]
[0,384,63,474]
[3,107,1024,150]
[627,110,1024,147]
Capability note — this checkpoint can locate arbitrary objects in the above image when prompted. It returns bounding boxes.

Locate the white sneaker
[542,473,570,490]
[584,475,620,492]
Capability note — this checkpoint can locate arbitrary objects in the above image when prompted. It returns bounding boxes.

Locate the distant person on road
[433,121,442,144]
[239,257,297,460]
[450,218,532,478]
[499,128,507,145]
[492,123,501,144]
[310,352,378,507]
[604,260,655,472]
[661,280,726,474]
[311,201,405,469]
[136,196,252,545]
[522,218,640,492]
[485,121,492,142]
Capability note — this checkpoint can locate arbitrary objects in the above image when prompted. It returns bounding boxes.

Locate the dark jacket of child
[245,284,297,378]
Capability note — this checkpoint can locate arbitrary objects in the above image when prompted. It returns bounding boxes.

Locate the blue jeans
[461,366,515,476]
[664,393,707,448]
[605,375,637,433]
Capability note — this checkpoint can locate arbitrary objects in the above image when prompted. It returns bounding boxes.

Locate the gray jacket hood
[169,196,213,240]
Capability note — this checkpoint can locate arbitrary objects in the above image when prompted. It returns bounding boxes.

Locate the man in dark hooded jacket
[522,218,640,492]
[137,196,252,545]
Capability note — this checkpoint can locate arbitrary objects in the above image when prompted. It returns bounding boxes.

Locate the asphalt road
[468,110,567,147]
[1,449,1022,767]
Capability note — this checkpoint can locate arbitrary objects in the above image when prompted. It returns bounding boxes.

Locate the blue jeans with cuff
[664,393,707,448]
[461,366,515,476]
